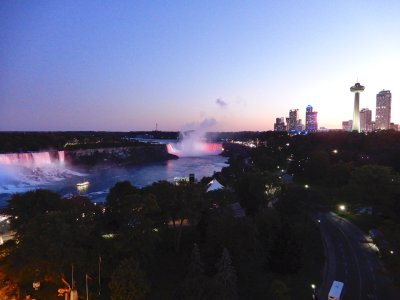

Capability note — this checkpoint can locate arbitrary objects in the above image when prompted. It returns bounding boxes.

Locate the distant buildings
[389,123,398,131]
[274,117,287,132]
[375,90,392,130]
[342,120,353,132]
[305,105,318,132]
[274,106,315,133]
[287,109,299,131]
[272,84,396,133]
[296,119,304,131]
[342,87,396,132]
[360,108,372,132]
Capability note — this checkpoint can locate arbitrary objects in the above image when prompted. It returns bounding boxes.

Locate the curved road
[317,212,397,300]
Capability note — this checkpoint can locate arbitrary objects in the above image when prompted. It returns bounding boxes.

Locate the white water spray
[166,118,222,157]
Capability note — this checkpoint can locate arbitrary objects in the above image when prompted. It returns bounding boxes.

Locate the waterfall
[0,150,85,197]
[166,142,222,157]
[0,151,65,166]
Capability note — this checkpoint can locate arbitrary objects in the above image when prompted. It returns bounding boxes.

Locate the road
[317,212,397,300]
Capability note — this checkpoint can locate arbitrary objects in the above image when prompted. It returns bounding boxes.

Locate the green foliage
[255,209,281,263]
[182,243,207,300]
[303,150,330,182]
[234,171,282,215]
[203,213,260,271]
[269,280,291,300]
[269,223,302,275]
[5,189,63,233]
[204,189,237,209]
[214,248,238,300]
[105,181,139,231]
[1,193,102,293]
[147,181,205,252]
[350,165,395,203]
[109,257,150,300]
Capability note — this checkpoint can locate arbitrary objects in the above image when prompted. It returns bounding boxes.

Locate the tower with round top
[350,82,365,132]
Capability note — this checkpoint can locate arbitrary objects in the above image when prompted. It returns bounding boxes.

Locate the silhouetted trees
[109,257,150,300]
[269,223,302,274]
[214,248,238,300]
[182,243,207,300]
[269,280,291,300]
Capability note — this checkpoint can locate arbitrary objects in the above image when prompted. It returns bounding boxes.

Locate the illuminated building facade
[375,90,391,130]
[287,109,299,131]
[360,108,372,132]
[305,105,318,132]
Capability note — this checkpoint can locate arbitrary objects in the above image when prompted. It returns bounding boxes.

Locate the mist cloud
[167,118,221,157]
[215,98,228,108]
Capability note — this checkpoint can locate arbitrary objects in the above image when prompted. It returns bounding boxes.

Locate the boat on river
[76,180,89,187]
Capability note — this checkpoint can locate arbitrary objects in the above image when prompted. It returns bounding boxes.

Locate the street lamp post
[311,284,316,299]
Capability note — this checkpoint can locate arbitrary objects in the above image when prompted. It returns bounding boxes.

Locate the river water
[0,155,228,205]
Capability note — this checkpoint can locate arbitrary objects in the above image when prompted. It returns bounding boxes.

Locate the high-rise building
[367,121,375,132]
[389,123,398,131]
[296,119,304,131]
[305,105,318,132]
[274,117,286,131]
[350,82,365,132]
[342,120,353,132]
[360,108,372,132]
[375,90,391,130]
[287,109,299,131]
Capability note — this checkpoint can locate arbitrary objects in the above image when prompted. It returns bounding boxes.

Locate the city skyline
[1,1,399,131]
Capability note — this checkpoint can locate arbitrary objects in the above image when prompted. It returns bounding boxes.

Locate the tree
[105,181,139,230]
[1,194,102,293]
[182,243,206,300]
[255,209,281,263]
[148,181,204,251]
[109,257,150,300]
[5,189,63,233]
[269,223,302,274]
[269,280,291,300]
[214,248,238,300]
[203,213,260,273]
[349,165,400,216]
[235,171,281,215]
[303,150,330,183]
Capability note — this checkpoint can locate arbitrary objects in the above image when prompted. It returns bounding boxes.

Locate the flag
[99,256,102,263]
[86,274,93,281]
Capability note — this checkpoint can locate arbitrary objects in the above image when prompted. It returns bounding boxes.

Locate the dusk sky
[1,1,399,131]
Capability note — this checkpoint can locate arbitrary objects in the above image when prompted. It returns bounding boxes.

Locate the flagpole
[71,264,74,290]
[86,274,88,300]
[98,256,101,296]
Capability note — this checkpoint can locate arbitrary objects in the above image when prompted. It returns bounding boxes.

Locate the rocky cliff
[65,144,177,166]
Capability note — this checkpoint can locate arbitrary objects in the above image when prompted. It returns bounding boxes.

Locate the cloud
[182,117,217,132]
[215,98,228,108]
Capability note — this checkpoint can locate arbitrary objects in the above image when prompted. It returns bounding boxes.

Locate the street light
[305,184,309,189]
[333,149,338,154]
[311,284,316,299]
[339,205,346,211]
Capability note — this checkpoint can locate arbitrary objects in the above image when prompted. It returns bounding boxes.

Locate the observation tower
[350,82,365,132]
